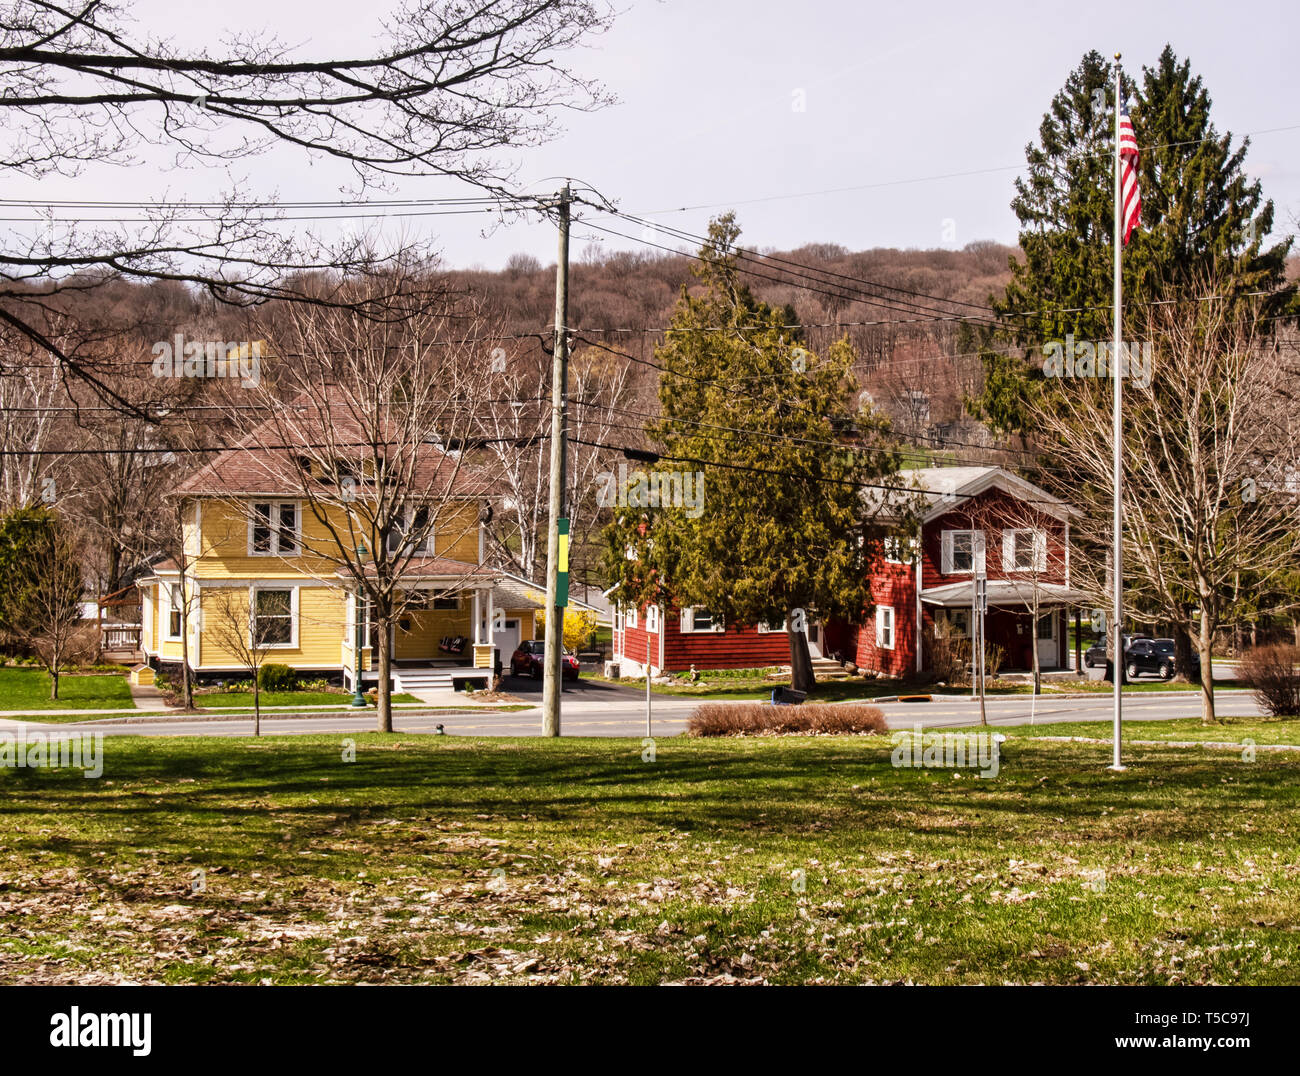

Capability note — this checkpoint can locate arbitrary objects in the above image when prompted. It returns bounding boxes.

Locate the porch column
[485,588,495,648]
[472,589,482,644]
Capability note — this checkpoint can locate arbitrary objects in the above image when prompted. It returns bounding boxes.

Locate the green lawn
[193,691,423,710]
[998,716,1300,746]
[0,667,134,710]
[613,673,1237,702]
[1,732,1297,985]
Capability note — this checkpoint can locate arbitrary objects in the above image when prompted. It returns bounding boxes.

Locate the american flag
[1118,99,1141,244]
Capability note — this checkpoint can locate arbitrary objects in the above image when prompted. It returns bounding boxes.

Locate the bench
[438,635,468,656]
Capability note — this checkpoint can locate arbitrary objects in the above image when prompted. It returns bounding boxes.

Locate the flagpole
[1109,53,1126,772]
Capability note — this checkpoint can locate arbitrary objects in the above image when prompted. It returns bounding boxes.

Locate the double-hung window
[252,588,295,647]
[941,529,985,575]
[876,605,895,650]
[251,502,299,555]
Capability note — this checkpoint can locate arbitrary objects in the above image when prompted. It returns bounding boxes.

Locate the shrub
[258,663,297,692]
[688,702,886,737]
[1239,645,1300,717]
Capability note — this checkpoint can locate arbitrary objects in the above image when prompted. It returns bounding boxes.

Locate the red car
[509,639,579,680]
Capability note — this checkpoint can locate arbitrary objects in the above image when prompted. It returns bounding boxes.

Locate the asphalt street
[12,672,1261,739]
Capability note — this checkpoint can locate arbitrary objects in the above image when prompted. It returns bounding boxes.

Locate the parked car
[1126,638,1199,680]
[1083,634,1150,669]
[509,639,580,681]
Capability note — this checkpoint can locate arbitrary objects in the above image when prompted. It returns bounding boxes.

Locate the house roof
[492,568,607,618]
[868,466,1080,523]
[172,400,501,499]
[351,555,496,583]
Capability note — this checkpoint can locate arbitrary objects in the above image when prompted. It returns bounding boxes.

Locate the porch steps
[394,668,492,693]
[780,657,853,681]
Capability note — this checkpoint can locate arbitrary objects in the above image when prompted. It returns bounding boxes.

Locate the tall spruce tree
[968,46,1294,437]
[602,215,909,693]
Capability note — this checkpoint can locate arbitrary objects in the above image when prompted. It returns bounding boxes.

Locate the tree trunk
[376,616,394,732]
[1198,608,1216,725]
[1030,603,1041,696]
[50,666,59,700]
[1174,620,1196,684]
[788,628,815,695]
[253,679,261,737]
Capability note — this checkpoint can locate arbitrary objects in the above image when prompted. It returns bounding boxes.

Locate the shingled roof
[173,406,501,499]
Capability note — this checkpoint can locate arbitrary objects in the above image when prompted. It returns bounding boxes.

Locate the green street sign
[557,517,570,608]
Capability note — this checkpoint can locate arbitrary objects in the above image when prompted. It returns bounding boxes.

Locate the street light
[350,542,369,708]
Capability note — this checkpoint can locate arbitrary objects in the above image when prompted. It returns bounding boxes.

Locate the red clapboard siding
[921,489,1067,590]
[614,606,791,671]
[853,559,916,676]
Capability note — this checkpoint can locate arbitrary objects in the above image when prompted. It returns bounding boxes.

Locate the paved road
[13,677,1260,739]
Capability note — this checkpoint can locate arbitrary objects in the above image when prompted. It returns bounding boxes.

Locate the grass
[1,732,1297,985]
[997,716,1300,746]
[0,667,134,710]
[193,691,423,709]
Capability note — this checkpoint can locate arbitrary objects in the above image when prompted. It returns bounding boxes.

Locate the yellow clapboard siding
[394,600,472,661]
[198,585,347,668]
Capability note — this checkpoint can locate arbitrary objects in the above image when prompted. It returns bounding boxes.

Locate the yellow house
[137,433,521,694]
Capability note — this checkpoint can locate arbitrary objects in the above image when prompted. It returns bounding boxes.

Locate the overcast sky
[18,0,1300,270]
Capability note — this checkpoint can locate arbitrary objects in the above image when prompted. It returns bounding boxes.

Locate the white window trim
[876,604,896,650]
[645,605,660,633]
[884,535,918,565]
[247,500,301,557]
[757,617,787,634]
[941,529,985,575]
[250,585,299,649]
[681,606,724,633]
[625,605,638,630]
[388,506,436,556]
[164,583,184,641]
[1002,528,1047,573]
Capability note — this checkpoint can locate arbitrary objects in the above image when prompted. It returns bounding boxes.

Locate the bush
[688,702,886,737]
[258,663,297,692]
[1239,645,1300,717]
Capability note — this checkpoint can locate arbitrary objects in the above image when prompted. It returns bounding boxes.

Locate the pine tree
[602,215,909,693]
[967,46,1294,437]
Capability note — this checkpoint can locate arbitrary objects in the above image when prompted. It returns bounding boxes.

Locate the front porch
[921,580,1088,672]
[341,579,502,693]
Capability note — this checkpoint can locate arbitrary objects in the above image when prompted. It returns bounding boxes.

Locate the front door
[1036,610,1058,669]
[806,620,823,658]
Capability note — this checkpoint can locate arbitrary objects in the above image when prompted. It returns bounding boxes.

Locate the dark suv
[1083,634,1146,669]
[1126,638,1199,681]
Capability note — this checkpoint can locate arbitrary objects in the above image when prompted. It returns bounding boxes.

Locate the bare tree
[203,587,282,736]
[1028,278,1300,723]
[196,267,500,731]
[0,0,615,407]
[0,507,83,698]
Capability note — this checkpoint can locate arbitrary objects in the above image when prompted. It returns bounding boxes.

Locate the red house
[611,466,1085,678]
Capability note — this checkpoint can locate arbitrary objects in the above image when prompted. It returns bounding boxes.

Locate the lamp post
[350,542,369,708]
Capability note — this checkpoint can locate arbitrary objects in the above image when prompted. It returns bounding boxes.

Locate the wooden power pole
[542,185,572,737]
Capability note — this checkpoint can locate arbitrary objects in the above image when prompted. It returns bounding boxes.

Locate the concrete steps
[394,668,491,693]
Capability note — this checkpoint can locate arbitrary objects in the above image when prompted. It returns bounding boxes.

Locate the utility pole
[542,184,572,737]
[646,633,652,737]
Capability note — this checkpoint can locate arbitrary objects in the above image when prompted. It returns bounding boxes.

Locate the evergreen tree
[967,46,1294,437]
[602,215,909,693]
